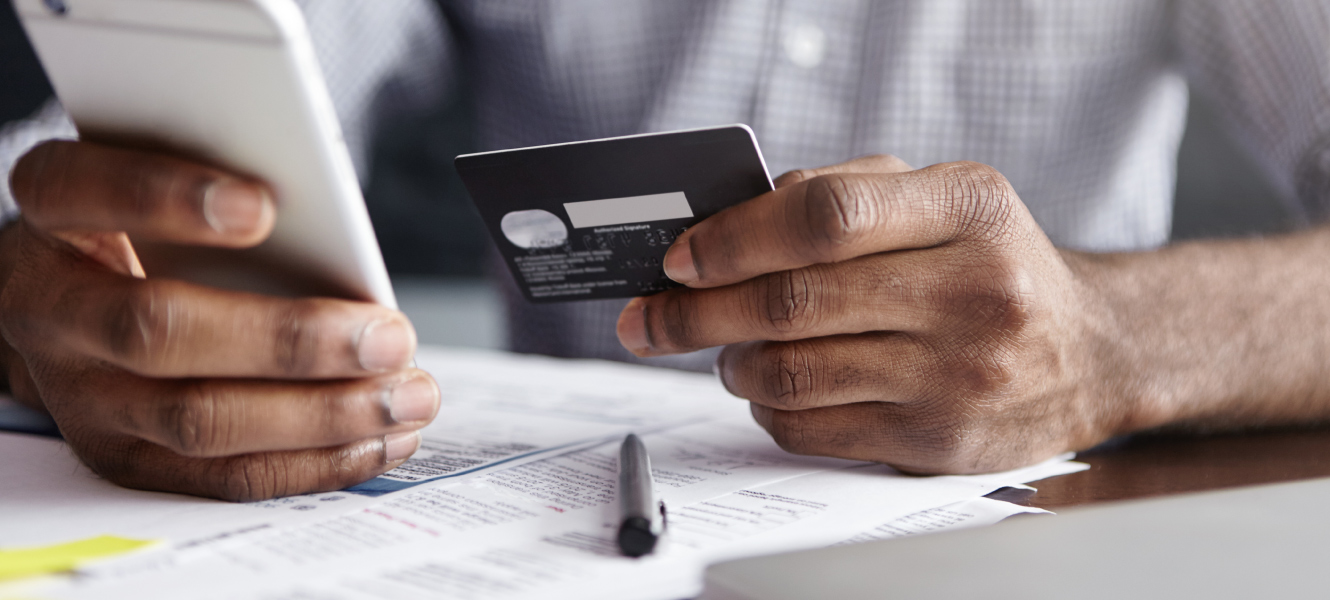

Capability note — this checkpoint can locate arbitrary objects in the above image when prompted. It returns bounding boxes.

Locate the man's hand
[616,155,1126,474]
[1,140,439,500]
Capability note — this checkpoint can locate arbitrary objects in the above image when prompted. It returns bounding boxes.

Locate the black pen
[617,433,666,557]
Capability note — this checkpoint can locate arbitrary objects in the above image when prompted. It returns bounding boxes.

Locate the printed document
[0,347,1085,600]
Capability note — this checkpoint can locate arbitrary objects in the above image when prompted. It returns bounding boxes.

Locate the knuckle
[944,162,1017,240]
[761,342,823,410]
[123,155,212,222]
[316,386,362,437]
[899,407,986,474]
[101,282,175,372]
[213,454,283,502]
[157,383,228,457]
[779,168,818,185]
[756,269,824,335]
[645,293,704,351]
[320,443,375,489]
[928,325,1022,400]
[879,154,911,171]
[124,166,164,221]
[10,141,70,217]
[271,300,324,376]
[858,153,910,172]
[946,262,1036,334]
[953,351,1019,398]
[213,443,368,501]
[75,439,144,488]
[765,409,823,455]
[800,176,880,261]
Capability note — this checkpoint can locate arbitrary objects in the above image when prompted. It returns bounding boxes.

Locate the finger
[749,402,1034,475]
[715,333,938,411]
[79,368,439,458]
[663,161,1020,288]
[4,236,415,378]
[10,140,275,247]
[72,432,422,502]
[772,154,913,188]
[619,247,1009,355]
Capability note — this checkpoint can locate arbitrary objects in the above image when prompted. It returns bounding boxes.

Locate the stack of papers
[0,347,1085,599]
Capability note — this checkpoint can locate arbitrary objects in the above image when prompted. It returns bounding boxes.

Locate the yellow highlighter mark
[0,535,156,582]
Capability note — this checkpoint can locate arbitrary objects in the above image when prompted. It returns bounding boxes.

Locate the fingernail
[203,178,270,234]
[617,298,650,355]
[388,376,440,423]
[358,318,416,372]
[384,431,421,463]
[663,239,698,284]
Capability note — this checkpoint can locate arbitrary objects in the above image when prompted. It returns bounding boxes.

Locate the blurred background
[0,2,1297,352]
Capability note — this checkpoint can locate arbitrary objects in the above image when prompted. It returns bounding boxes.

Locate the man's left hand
[616,155,1131,474]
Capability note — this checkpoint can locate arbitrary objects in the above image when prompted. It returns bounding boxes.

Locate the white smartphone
[12,0,397,307]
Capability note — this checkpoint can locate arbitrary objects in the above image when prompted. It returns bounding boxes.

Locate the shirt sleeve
[0,99,76,228]
[1176,0,1330,223]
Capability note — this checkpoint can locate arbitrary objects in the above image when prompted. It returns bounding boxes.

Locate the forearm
[1071,224,1330,435]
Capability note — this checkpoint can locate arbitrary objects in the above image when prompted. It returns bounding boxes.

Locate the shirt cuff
[0,98,79,228]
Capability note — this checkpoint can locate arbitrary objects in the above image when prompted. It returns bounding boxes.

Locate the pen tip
[617,518,659,558]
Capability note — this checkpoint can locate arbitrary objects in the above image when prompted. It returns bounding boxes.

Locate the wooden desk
[1025,425,1330,509]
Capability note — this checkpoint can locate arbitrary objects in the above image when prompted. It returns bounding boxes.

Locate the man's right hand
[0,140,439,501]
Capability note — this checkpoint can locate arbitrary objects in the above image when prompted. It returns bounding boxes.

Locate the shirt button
[783,22,827,69]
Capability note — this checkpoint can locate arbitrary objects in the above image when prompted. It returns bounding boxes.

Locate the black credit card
[456,125,773,303]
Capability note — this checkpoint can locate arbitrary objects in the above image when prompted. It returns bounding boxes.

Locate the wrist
[1059,249,1179,440]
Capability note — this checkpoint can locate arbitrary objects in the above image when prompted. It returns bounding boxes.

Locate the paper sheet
[228,462,1071,600]
[0,346,1087,599]
[49,435,1081,600]
[0,348,740,551]
[833,495,1051,545]
[351,348,740,495]
[0,432,310,551]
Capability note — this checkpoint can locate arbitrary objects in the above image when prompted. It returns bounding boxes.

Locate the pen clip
[655,500,668,535]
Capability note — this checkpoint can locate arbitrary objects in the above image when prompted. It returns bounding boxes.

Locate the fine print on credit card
[455,125,774,303]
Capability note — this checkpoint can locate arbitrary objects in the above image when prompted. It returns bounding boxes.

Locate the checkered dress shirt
[4,0,1330,371]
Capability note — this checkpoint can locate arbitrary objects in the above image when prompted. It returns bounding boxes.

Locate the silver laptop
[702,476,1330,599]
